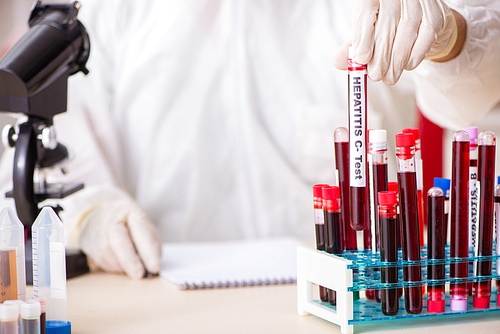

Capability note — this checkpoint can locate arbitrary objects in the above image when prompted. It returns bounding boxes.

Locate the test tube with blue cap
[0,207,27,302]
[32,207,71,333]
[433,178,450,243]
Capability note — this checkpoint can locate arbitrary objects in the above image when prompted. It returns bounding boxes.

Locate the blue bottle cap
[433,178,451,199]
[47,321,71,334]
[497,176,500,185]
[433,178,450,191]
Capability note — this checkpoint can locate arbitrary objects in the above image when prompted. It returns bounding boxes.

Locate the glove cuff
[425,10,458,61]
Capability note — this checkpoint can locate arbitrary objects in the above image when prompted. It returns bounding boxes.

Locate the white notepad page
[160,237,303,289]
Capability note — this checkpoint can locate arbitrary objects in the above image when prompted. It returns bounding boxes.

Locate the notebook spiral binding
[185,277,296,289]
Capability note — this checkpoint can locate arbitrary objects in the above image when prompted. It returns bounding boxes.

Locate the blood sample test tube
[369,129,388,303]
[388,182,403,300]
[323,186,343,306]
[395,133,422,314]
[427,187,446,313]
[313,184,330,303]
[433,178,451,244]
[348,47,369,232]
[334,127,358,251]
[495,178,500,307]
[463,127,479,252]
[473,130,496,309]
[463,126,478,297]
[378,191,399,316]
[449,130,470,311]
[334,129,360,302]
[402,128,424,247]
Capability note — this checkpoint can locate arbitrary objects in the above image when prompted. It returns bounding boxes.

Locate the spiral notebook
[160,237,302,289]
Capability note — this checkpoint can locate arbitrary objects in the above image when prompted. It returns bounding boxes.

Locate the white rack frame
[297,246,354,333]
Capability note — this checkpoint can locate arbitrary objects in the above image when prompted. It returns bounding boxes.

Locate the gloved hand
[333,0,459,85]
[66,187,162,279]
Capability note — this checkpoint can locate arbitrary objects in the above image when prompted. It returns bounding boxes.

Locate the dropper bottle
[0,207,26,302]
[32,207,71,333]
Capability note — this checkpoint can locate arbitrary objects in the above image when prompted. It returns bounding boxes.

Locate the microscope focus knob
[40,125,58,150]
[2,124,17,149]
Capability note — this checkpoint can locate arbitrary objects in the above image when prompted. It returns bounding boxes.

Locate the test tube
[322,186,343,306]
[369,129,388,303]
[313,184,329,303]
[402,128,424,247]
[388,182,403,299]
[0,303,19,334]
[463,126,478,297]
[32,207,70,330]
[28,298,46,334]
[348,47,369,232]
[21,301,41,334]
[463,128,479,253]
[433,178,450,243]
[473,130,496,309]
[495,177,500,306]
[334,127,358,251]
[4,299,23,332]
[450,130,470,311]
[0,207,27,302]
[378,191,399,316]
[395,133,422,314]
[426,187,446,313]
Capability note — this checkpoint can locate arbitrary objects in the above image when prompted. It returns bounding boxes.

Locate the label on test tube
[349,69,366,187]
[474,180,481,276]
[469,167,478,254]
[49,242,66,300]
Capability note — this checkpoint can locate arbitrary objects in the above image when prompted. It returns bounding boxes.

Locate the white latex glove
[334,0,458,85]
[67,187,162,279]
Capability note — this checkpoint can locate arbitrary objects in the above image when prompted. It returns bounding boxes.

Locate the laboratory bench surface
[31,271,500,334]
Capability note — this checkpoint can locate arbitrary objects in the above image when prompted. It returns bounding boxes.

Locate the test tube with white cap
[0,303,19,334]
[21,301,41,334]
[0,207,27,302]
[32,207,71,333]
[4,299,23,332]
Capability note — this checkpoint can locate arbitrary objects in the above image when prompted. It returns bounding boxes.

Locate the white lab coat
[0,0,499,245]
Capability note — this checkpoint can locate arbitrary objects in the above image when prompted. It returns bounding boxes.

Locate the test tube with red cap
[378,191,399,316]
[473,130,496,309]
[426,187,446,313]
[449,130,470,311]
[348,47,369,232]
[334,127,358,251]
[402,129,424,248]
[369,129,388,303]
[322,186,343,306]
[395,133,422,314]
[313,184,329,303]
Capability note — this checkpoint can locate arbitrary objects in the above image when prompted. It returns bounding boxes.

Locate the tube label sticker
[469,166,478,253]
[315,209,324,225]
[349,70,366,187]
[474,180,481,277]
[50,242,67,300]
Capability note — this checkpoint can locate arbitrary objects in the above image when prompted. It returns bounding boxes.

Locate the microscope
[0,1,91,282]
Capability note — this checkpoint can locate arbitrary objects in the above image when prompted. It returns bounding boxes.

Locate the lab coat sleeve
[412,0,500,130]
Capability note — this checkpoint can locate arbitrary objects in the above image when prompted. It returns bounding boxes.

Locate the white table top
[54,271,500,334]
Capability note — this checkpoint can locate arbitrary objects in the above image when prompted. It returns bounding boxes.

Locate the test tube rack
[297,246,500,334]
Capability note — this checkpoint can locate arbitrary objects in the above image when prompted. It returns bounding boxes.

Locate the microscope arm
[13,123,38,229]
